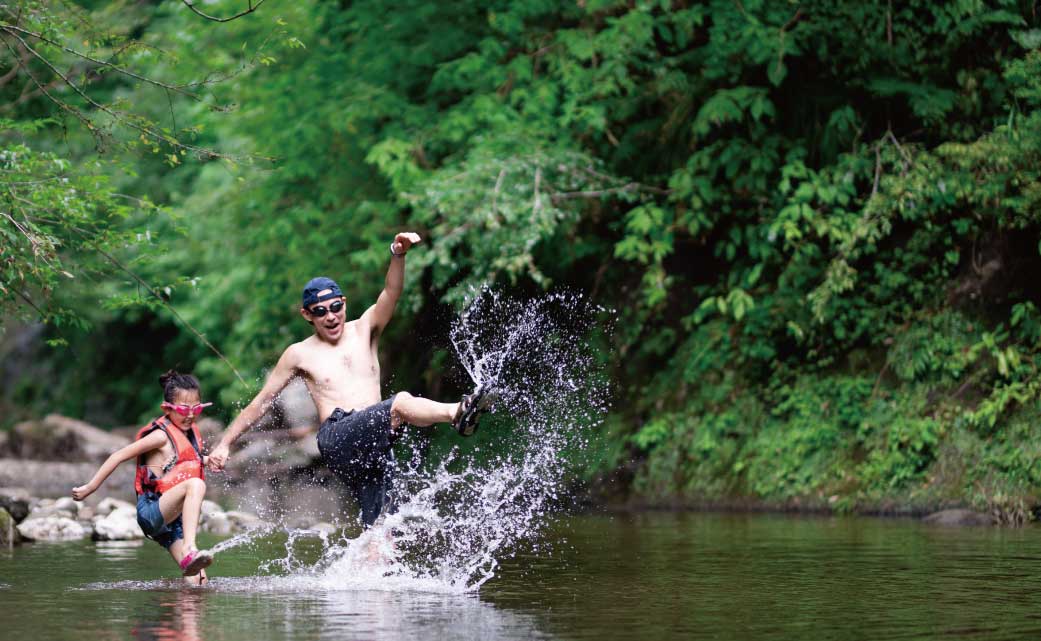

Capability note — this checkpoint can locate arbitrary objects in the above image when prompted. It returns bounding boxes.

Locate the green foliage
[886,311,978,384]
[0,125,149,328]
[5,0,1041,520]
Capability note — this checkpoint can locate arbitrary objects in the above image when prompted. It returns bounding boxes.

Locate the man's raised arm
[207,346,300,471]
[365,232,421,333]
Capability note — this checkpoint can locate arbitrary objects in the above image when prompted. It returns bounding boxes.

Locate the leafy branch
[0,27,236,159]
[180,0,267,23]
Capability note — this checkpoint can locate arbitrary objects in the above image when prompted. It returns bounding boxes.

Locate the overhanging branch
[181,0,268,23]
[0,23,210,103]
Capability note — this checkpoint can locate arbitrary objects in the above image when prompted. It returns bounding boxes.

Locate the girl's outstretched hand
[72,484,95,501]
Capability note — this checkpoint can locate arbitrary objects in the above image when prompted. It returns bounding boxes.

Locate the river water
[3,511,1041,640]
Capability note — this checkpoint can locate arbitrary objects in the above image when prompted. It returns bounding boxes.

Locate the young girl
[73,370,215,584]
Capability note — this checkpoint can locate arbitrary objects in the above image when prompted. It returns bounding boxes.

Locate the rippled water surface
[5,512,1041,640]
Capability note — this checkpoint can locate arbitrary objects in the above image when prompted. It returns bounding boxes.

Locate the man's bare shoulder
[351,306,373,328]
[346,315,369,333]
[287,336,318,355]
[279,339,314,367]
[354,305,383,339]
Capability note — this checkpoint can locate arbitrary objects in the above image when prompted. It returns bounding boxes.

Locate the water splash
[205,523,331,558]
[208,526,274,555]
[258,527,333,575]
[309,289,610,591]
[79,291,609,595]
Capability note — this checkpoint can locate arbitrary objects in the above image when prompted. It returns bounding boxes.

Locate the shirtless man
[206,232,492,526]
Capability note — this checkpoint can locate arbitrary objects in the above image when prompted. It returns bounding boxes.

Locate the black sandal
[453,383,497,437]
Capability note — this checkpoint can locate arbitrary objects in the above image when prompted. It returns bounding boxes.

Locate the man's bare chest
[301,340,378,385]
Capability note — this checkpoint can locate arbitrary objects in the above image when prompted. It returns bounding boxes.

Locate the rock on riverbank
[0,507,21,546]
[0,487,31,523]
[5,493,273,544]
[922,509,996,526]
[17,516,90,542]
[6,415,128,462]
[0,459,135,501]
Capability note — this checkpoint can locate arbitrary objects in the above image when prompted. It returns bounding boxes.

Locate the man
[207,232,492,526]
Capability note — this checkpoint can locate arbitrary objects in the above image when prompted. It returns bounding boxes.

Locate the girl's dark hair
[158,369,200,402]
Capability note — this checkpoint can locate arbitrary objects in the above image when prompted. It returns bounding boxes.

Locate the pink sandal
[179,549,214,576]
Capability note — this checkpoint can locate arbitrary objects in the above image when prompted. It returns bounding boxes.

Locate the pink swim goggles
[161,402,213,417]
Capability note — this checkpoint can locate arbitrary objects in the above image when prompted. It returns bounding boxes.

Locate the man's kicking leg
[389,392,457,428]
[390,390,496,436]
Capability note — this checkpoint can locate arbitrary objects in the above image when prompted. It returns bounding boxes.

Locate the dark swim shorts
[316,395,399,527]
[136,492,184,549]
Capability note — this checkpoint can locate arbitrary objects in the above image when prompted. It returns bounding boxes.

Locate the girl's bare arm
[72,430,167,500]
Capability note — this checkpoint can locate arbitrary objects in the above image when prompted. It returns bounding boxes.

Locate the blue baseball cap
[301,277,343,308]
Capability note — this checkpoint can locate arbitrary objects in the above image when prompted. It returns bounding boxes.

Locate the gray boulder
[200,508,262,535]
[199,500,224,524]
[227,438,316,475]
[11,414,127,462]
[0,487,31,523]
[96,497,135,517]
[922,509,995,526]
[0,459,134,500]
[280,377,320,428]
[25,502,77,521]
[52,496,82,516]
[17,515,90,541]
[225,510,264,531]
[194,417,226,449]
[0,507,21,546]
[201,512,233,535]
[92,507,144,541]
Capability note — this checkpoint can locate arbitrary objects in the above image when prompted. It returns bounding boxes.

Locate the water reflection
[14,513,1041,641]
[131,589,204,641]
[203,580,553,641]
[96,539,144,561]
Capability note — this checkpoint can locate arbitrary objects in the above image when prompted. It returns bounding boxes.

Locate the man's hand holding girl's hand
[207,443,230,471]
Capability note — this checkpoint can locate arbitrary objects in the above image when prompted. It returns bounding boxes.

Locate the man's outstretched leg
[389,392,457,429]
[390,390,496,436]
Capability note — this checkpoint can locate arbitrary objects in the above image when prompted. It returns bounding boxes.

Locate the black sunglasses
[307,299,345,317]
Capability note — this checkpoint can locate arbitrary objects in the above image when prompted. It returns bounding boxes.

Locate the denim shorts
[316,395,398,527]
[136,492,183,549]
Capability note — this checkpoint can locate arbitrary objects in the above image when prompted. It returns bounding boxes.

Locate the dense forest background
[3,0,1041,519]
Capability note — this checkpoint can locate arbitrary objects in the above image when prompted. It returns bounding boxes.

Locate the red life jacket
[134,416,205,495]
